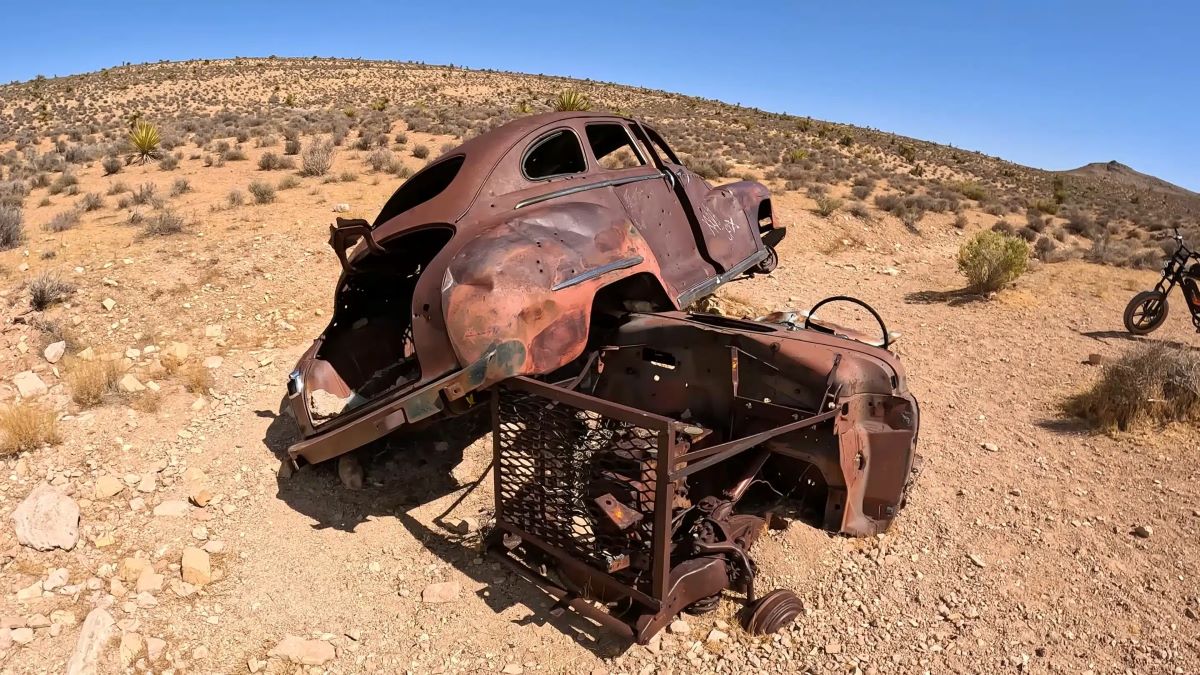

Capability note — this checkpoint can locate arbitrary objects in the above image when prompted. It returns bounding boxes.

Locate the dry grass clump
[301,142,334,176]
[0,205,24,250]
[67,358,121,407]
[0,402,61,454]
[179,363,214,393]
[1066,343,1200,431]
[29,273,77,310]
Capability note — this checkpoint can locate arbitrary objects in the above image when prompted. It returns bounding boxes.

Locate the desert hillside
[0,58,1197,673]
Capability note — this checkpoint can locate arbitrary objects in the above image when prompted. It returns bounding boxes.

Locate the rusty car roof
[371,111,638,239]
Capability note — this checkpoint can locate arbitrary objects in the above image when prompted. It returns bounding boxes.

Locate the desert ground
[0,59,1197,674]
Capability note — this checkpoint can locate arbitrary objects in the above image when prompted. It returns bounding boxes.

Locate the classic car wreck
[285,112,919,641]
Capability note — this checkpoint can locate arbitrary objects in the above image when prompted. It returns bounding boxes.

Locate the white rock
[421,581,461,604]
[152,500,190,517]
[181,547,211,586]
[101,298,116,311]
[44,567,69,591]
[65,608,116,675]
[118,374,146,393]
[268,635,336,665]
[12,485,79,551]
[44,341,66,364]
[13,371,48,398]
[202,356,223,369]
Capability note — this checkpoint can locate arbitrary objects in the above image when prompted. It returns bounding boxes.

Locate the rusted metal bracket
[328,217,385,273]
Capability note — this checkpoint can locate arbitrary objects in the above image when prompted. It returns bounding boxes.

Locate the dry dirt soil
[0,60,1197,674]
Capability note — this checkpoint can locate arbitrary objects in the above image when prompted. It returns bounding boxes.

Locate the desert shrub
[222,147,247,162]
[284,138,301,155]
[29,273,76,310]
[259,152,290,171]
[411,144,429,159]
[301,142,334,176]
[1017,226,1039,242]
[101,155,122,176]
[552,90,590,111]
[814,195,842,217]
[131,182,157,205]
[783,149,807,164]
[1034,236,1057,261]
[48,173,78,196]
[957,230,1029,293]
[128,120,162,164]
[0,206,24,250]
[851,184,873,200]
[158,154,179,171]
[953,213,969,229]
[0,402,60,454]
[366,148,394,172]
[277,175,301,190]
[991,219,1016,236]
[227,190,245,207]
[248,180,276,204]
[67,358,120,407]
[687,155,730,179]
[1033,199,1059,215]
[170,178,191,196]
[79,192,104,212]
[45,209,81,232]
[873,194,902,212]
[143,210,185,236]
[1064,211,1097,237]
[1066,343,1200,431]
[847,202,870,219]
[339,171,358,182]
[956,181,989,202]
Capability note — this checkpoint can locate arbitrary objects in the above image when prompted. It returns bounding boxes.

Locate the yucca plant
[515,100,533,114]
[552,90,590,112]
[127,120,162,165]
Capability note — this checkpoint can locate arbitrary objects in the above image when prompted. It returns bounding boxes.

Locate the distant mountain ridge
[1062,161,1196,197]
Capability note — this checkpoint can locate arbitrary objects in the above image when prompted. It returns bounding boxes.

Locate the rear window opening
[306,227,454,423]
[373,156,465,227]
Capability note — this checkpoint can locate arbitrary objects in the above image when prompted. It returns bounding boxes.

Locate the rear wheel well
[590,272,675,319]
[757,198,774,229]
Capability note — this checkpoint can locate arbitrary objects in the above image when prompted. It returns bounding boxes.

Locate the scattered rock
[189,483,214,507]
[181,547,211,586]
[967,553,987,568]
[119,632,143,666]
[44,567,69,591]
[146,636,166,662]
[502,665,524,675]
[421,580,461,604]
[204,324,223,338]
[43,341,66,364]
[202,355,223,369]
[65,608,116,675]
[825,641,843,654]
[117,374,146,393]
[980,442,999,452]
[1133,525,1153,539]
[101,298,116,311]
[1085,353,1106,366]
[337,454,364,490]
[12,485,79,551]
[153,500,190,517]
[333,203,351,213]
[136,566,164,593]
[268,636,336,665]
[669,619,691,635]
[136,473,156,493]
[94,476,124,499]
[11,626,34,644]
[1186,607,1198,621]
[707,628,727,642]
[446,517,479,535]
[120,557,150,583]
[162,342,190,363]
[13,371,48,398]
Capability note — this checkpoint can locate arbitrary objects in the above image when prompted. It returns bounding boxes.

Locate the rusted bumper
[286,341,524,464]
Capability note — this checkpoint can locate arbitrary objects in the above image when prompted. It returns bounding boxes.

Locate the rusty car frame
[286,112,785,465]
[285,112,919,641]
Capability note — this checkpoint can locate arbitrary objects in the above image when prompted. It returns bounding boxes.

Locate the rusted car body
[286,112,785,464]
[286,112,920,641]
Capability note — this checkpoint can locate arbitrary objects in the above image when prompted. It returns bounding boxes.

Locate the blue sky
[4,1,1196,190]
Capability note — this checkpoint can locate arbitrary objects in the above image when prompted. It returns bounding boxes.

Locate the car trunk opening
[304,226,453,425]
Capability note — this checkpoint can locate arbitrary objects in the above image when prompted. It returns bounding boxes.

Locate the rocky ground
[1,109,1198,674]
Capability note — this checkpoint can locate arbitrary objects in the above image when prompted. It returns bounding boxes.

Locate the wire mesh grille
[495,384,662,577]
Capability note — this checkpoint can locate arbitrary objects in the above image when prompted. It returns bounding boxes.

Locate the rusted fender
[721,180,772,221]
[442,201,666,381]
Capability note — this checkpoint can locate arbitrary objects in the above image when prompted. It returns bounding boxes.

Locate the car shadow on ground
[257,402,631,658]
[903,288,986,306]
